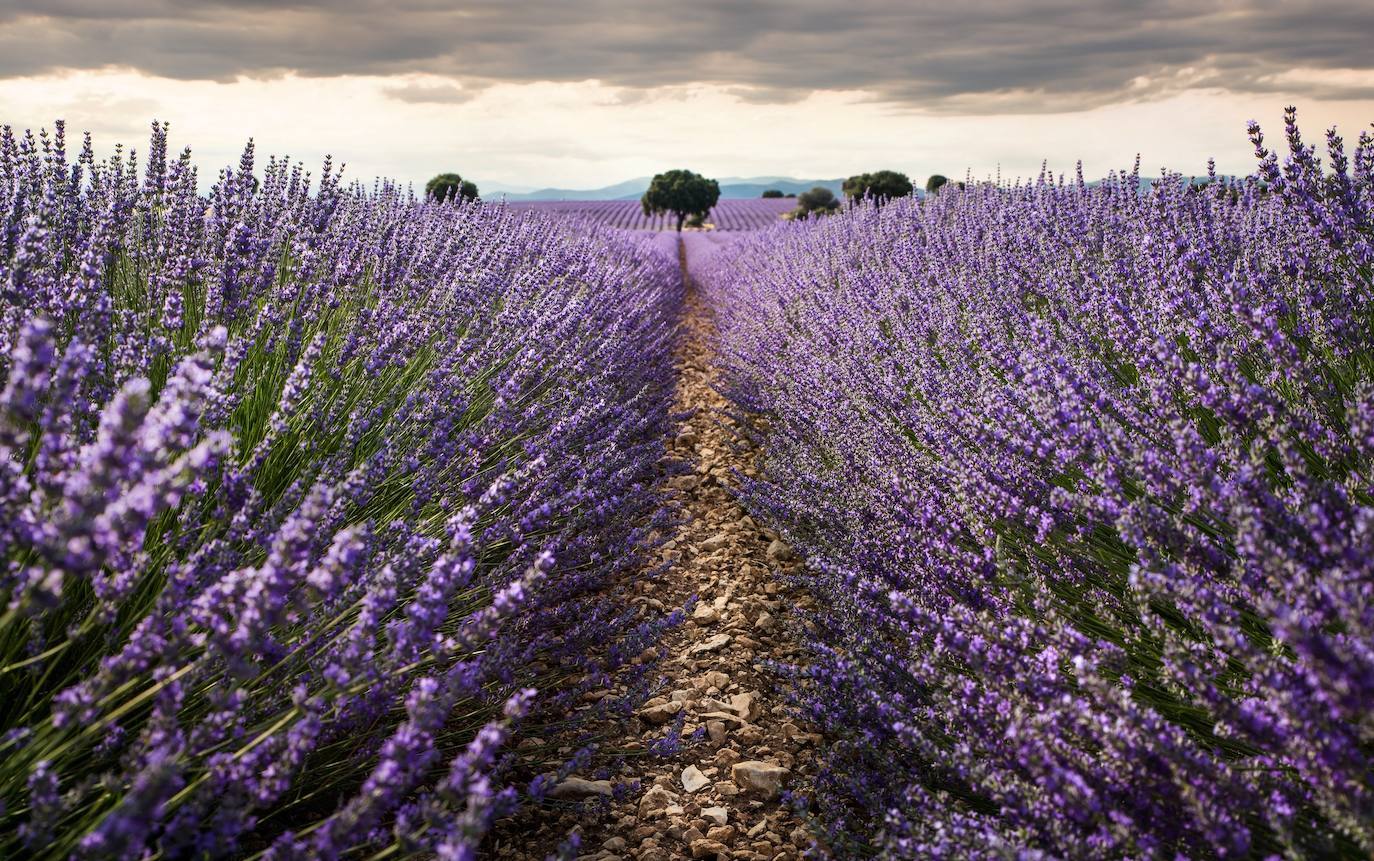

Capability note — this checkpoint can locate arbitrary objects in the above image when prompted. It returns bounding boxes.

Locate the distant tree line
[779,170,961,220]
[789,187,840,220]
[421,168,960,224]
[843,170,913,201]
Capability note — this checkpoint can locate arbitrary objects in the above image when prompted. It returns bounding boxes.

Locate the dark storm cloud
[3,0,1373,110]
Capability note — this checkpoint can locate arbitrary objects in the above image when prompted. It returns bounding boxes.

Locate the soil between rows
[489,242,820,861]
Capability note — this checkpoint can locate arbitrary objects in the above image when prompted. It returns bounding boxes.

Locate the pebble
[639,784,679,819]
[548,776,614,799]
[639,700,684,724]
[707,825,736,844]
[688,633,732,655]
[729,692,762,721]
[706,720,728,745]
[682,765,710,793]
[702,806,729,827]
[766,539,794,561]
[731,761,791,799]
[701,533,730,552]
[702,671,730,689]
[689,840,731,859]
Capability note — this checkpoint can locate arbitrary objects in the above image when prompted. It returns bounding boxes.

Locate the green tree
[641,169,721,231]
[925,174,949,194]
[842,170,913,203]
[425,173,479,203]
[761,189,785,198]
[792,186,840,219]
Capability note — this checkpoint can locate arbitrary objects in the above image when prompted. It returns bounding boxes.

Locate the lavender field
[504,198,796,231]
[1,111,1372,861]
[0,123,683,859]
[696,113,1374,857]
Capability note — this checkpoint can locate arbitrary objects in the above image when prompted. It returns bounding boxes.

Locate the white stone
[681,764,710,793]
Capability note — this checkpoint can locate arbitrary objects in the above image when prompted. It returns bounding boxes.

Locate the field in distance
[505,197,795,231]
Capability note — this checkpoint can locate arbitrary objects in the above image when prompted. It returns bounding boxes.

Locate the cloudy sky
[1,1,1372,191]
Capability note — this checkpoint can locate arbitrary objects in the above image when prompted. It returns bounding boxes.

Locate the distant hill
[497,177,653,202]
[496,175,845,201]
[716,177,846,200]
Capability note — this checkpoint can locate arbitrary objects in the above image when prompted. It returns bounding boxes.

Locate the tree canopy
[842,170,914,203]
[925,174,949,194]
[761,189,785,198]
[425,173,479,203]
[641,169,721,231]
[792,186,840,219]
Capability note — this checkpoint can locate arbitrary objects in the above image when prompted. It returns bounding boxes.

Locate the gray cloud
[382,81,480,104]
[2,1,1373,111]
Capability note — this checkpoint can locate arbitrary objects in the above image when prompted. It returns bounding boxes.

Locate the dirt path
[490,244,819,860]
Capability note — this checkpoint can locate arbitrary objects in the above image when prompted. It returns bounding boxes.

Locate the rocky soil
[488,257,820,860]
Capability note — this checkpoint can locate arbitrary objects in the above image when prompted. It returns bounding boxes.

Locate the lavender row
[697,111,1374,857]
[0,122,682,859]
[505,198,795,231]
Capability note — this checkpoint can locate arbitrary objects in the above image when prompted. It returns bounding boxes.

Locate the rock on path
[489,247,820,860]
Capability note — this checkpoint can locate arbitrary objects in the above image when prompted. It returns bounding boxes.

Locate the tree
[842,170,913,203]
[925,174,949,194]
[426,173,479,203]
[761,189,785,198]
[641,169,721,231]
[792,186,840,219]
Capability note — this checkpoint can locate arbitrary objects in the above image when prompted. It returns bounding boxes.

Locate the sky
[1,1,1372,191]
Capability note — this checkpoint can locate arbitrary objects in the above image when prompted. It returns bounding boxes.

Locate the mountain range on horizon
[480,175,846,201]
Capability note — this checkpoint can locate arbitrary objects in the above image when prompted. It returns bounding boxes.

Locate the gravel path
[490,243,820,860]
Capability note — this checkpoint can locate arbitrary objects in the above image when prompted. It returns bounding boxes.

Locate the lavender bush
[699,110,1374,857]
[0,122,681,858]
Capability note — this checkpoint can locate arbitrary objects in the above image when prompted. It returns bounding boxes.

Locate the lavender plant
[699,110,1374,858]
[0,121,681,859]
